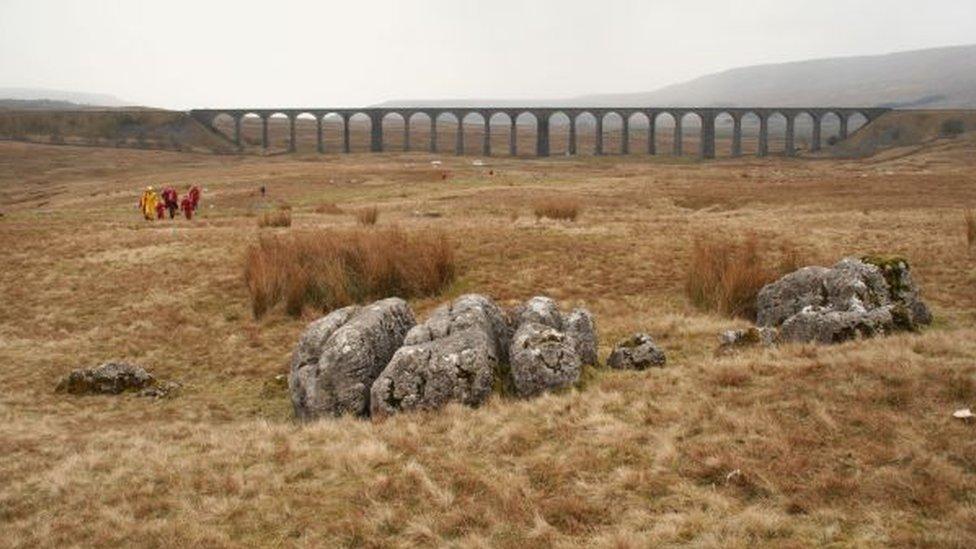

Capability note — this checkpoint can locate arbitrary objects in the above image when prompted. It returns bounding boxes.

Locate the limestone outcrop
[755,256,931,344]
[289,298,415,420]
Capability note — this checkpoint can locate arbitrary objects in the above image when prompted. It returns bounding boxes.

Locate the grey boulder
[756,256,931,344]
[289,297,415,420]
[371,329,498,417]
[562,308,599,366]
[779,306,893,344]
[370,294,509,416]
[509,321,581,397]
[607,333,666,370]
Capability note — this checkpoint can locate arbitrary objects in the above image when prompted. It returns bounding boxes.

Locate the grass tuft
[257,209,292,228]
[243,227,455,318]
[685,234,805,320]
[534,197,581,221]
[355,206,380,226]
[313,202,344,215]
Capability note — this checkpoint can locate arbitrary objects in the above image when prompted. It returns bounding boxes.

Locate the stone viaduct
[190,107,889,159]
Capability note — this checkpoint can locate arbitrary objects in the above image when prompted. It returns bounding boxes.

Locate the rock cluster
[55,362,179,398]
[290,294,600,420]
[607,333,667,370]
[754,256,931,344]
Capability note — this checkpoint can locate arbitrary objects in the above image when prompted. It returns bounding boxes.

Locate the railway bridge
[190,106,888,159]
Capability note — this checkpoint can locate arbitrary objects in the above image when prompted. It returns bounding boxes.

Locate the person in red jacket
[180,194,194,220]
[187,186,201,211]
[155,200,166,220]
[161,186,179,219]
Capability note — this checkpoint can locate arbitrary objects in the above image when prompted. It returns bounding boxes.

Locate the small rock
[139,380,182,399]
[718,327,779,352]
[607,333,666,370]
[56,362,155,395]
[509,322,581,397]
[952,408,974,420]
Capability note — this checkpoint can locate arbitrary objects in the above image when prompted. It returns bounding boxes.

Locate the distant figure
[441,172,448,180]
[180,194,194,220]
[138,187,158,221]
[488,170,494,176]
[260,185,266,197]
[155,200,166,220]
[188,185,201,211]
[161,186,179,219]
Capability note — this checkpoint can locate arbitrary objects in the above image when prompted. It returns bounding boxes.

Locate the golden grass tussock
[243,227,455,317]
[965,209,975,248]
[355,205,380,226]
[314,202,344,215]
[685,233,806,320]
[533,197,581,221]
[256,208,292,228]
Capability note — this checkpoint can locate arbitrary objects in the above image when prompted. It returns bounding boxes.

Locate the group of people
[139,185,201,221]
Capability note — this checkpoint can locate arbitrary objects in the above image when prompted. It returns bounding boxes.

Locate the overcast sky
[1,0,975,109]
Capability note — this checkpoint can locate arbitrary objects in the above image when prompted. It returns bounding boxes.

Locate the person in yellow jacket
[138,186,158,221]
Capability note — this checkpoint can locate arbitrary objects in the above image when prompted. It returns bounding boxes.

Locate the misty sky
[2,0,975,109]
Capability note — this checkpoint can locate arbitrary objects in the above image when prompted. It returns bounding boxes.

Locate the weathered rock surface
[718,327,780,353]
[403,294,510,361]
[755,256,931,344]
[509,322,581,397]
[563,308,599,366]
[56,362,155,395]
[510,296,563,331]
[138,380,182,399]
[779,306,893,345]
[370,294,508,416]
[504,296,599,396]
[607,333,667,370]
[289,297,415,420]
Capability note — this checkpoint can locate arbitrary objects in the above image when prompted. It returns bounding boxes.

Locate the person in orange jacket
[138,187,158,221]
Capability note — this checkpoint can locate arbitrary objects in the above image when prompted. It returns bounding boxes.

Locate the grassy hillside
[0,110,237,153]
[1,140,975,546]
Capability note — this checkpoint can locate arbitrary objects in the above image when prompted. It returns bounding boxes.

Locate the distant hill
[376,44,976,109]
[0,87,131,108]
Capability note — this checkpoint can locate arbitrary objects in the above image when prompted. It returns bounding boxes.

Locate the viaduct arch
[192,106,888,159]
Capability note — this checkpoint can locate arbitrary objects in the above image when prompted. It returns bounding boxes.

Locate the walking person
[180,194,194,220]
[138,187,158,221]
[161,186,179,219]
[188,185,201,211]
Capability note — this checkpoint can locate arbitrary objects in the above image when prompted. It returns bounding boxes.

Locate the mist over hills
[0,88,131,108]
[376,44,976,109]
[3,44,974,111]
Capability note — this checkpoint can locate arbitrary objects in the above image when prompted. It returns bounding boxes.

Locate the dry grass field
[1,132,976,547]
